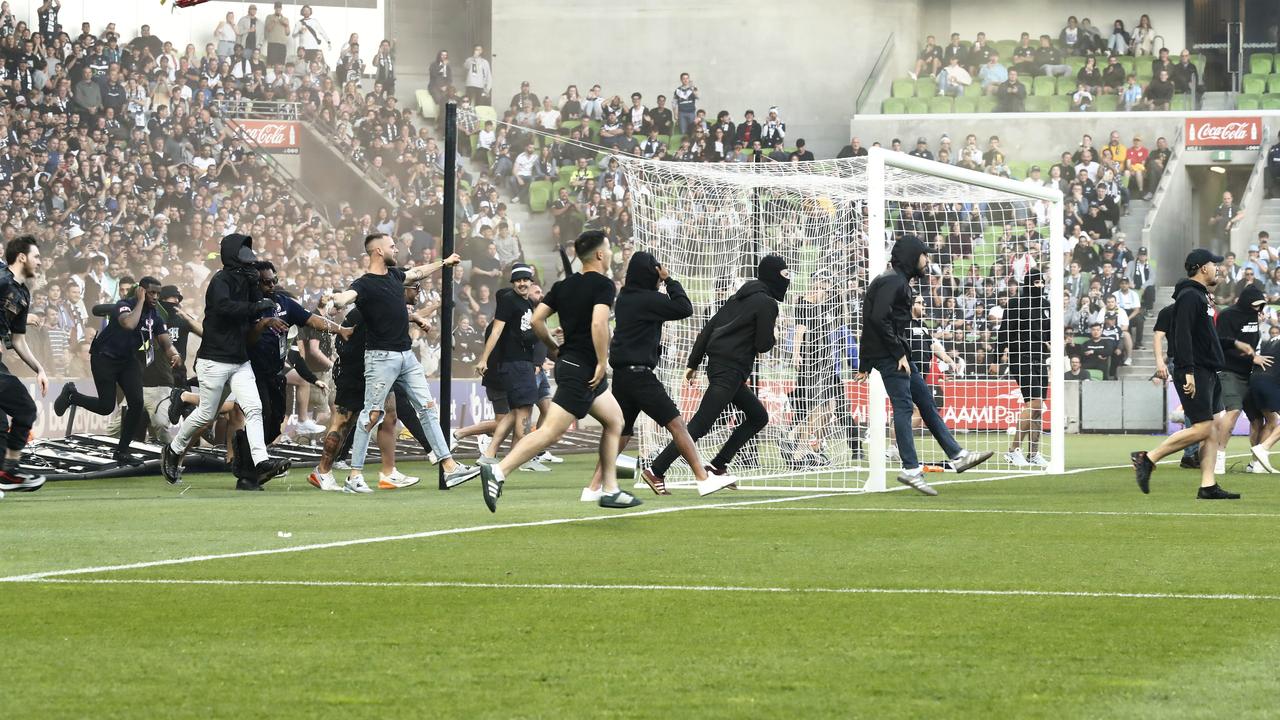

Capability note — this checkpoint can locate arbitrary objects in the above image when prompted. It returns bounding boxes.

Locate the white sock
[902,466,923,476]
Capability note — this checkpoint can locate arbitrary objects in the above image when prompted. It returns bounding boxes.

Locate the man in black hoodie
[586,251,737,498]
[859,235,991,495]
[161,234,291,489]
[1132,249,1239,499]
[1211,283,1270,475]
[1000,268,1051,468]
[646,254,789,483]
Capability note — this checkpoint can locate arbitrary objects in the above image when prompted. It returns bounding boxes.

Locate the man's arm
[403,252,460,283]
[156,332,181,368]
[1172,295,1197,372]
[1152,330,1167,379]
[866,282,907,361]
[530,303,557,358]
[476,318,505,375]
[324,289,358,309]
[589,303,610,388]
[10,334,47,397]
[754,299,779,354]
[304,312,352,340]
[208,275,266,319]
[643,276,694,322]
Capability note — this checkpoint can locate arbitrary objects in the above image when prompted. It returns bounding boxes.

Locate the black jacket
[610,252,692,369]
[197,234,265,364]
[860,235,929,368]
[1216,284,1263,376]
[1001,273,1050,359]
[687,279,778,375]
[1168,277,1224,373]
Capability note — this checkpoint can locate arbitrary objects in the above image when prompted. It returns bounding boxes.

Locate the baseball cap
[916,136,928,144]
[1184,248,1224,276]
[159,285,183,301]
[1138,246,1148,255]
[509,263,534,282]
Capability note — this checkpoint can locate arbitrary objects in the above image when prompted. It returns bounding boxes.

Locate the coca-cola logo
[237,121,299,148]
[1185,117,1261,149]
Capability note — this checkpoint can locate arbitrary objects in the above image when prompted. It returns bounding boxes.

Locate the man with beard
[54,276,181,464]
[473,264,542,471]
[858,235,992,496]
[0,236,49,494]
[1132,249,1239,499]
[160,234,292,490]
[1001,268,1051,467]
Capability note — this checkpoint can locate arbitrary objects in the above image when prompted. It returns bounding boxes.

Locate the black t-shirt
[351,266,411,352]
[493,287,534,364]
[0,267,29,340]
[159,301,192,359]
[908,320,934,371]
[543,271,615,365]
[335,307,367,378]
[91,298,167,361]
[795,297,839,374]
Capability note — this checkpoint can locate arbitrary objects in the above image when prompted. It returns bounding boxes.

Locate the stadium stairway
[1117,283,1176,381]
[1252,197,1280,238]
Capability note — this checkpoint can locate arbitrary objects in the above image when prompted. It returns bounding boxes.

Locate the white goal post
[615,148,1065,492]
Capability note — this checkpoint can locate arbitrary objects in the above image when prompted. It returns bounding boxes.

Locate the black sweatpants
[254,368,287,445]
[0,360,36,452]
[650,366,768,475]
[69,353,143,453]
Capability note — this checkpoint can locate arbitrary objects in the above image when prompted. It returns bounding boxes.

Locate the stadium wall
[7,1,386,65]
[490,0,925,158]
[926,0,1186,54]
[297,122,391,248]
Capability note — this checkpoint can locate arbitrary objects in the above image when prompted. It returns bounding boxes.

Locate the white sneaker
[1245,461,1262,473]
[886,444,900,461]
[1003,449,1028,466]
[696,473,738,497]
[335,460,351,471]
[538,451,564,464]
[1027,453,1050,468]
[1123,358,1133,366]
[297,419,326,434]
[343,474,374,494]
[1251,444,1279,473]
[476,434,492,454]
[307,467,342,492]
[908,71,918,80]
[378,469,421,489]
[519,459,550,472]
[580,487,604,502]
[1215,451,1227,476]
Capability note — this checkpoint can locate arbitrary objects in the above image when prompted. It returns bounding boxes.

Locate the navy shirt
[351,266,411,352]
[91,299,166,361]
[249,291,312,373]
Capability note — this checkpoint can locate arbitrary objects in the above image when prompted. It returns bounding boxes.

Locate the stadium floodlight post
[438,101,457,490]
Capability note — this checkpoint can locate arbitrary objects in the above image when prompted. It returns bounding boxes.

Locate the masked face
[236,244,256,265]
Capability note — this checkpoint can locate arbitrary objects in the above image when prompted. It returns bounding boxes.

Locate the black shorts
[1013,370,1048,401]
[791,370,842,409]
[611,366,680,436]
[553,356,608,420]
[485,382,510,415]
[1176,367,1225,425]
[498,360,538,409]
[334,365,364,414]
[1250,375,1280,415]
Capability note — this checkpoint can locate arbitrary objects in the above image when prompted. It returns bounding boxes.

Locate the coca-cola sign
[237,120,300,154]
[1185,117,1262,150]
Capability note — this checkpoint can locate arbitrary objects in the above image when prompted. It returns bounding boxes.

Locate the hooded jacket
[1168,277,1224,373]
[610,251,693,369]
[197,233,266,364]
[687,279,779,375]
[1216,283,1263,376]
[1001,270,1050,359]
[860,235,929,368]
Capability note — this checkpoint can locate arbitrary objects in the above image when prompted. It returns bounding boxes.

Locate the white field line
[13,577,1280,603]
[716,507,1280,519]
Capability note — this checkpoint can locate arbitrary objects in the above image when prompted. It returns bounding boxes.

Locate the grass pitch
[4,434,1280,719]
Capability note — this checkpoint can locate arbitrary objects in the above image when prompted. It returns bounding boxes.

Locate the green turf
[4,435,1280,718]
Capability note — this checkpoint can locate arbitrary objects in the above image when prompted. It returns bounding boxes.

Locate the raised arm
[403,252,461,283]
[325,289,358,309]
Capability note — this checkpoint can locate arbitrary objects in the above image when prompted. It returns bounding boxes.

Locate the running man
[1211,284,1270,475]
[0,236,48,493]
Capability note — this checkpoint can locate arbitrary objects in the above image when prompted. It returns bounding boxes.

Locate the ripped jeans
[349,349,451,471]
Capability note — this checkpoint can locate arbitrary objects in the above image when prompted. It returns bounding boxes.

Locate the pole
[438,101,457,490]
[865,149,888,492]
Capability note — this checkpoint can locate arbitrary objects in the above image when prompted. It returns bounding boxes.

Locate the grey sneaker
[444,463,482,489]
[343,474,374,494]
[896,468,938,496]
[949,450,993,474]
[519,459,550,472]
[477,455,498,466]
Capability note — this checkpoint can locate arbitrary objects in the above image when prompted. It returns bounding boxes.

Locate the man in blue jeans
[326,233,480,494]
[857,235,992,494]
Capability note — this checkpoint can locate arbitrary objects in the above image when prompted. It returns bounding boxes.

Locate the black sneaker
[1197,484,1241,500]
[53,382,76,417]
[166,387,187,426]
[480,463,503,513]
[112,450,145,467]
[0,469,46,492]
[598,490,643,509]
[1179,454,1200,470]
[255,458,291,485]
[235,477,264,491]
[1131,450,1154,494]
[161,444,183,485]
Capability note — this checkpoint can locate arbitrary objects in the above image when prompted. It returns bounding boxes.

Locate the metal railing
[855,33,896,117]
[218,114,331,225]
[211,99,301,120]
[1232,122,1273,253]
[307,111,400,204]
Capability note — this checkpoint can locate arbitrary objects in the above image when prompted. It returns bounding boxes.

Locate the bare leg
[317,409,354,474]
[1026,401,1044,456]
[1147,419,1215,477]
[589,435,631,492]
[484,413,513,458]
[586,392,625,494]
[378,399,398,475]
[496,405,577,476]
[453,419,498,439]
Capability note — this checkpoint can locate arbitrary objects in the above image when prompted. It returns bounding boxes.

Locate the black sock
[2,457,17,472]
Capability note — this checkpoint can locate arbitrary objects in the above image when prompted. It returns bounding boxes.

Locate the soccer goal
[615,147,1065,492]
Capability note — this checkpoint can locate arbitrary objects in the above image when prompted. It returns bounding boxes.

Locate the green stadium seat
[1048,95,1071,112]
[655,134,671,150]
[1018,78,1031,96]
[1093,95,1119,112]
[915,77,939,97]
[1118,56,1136,74]
[416,89,438,120]
[892,78,916,98]
[551,179,570,199]
[1033,76,1056,96]
[928,96,954,113]
[1025,96,1049,112]
[1171,94,1192,111]
[528,180,553,213]
[1135,63,1153,81]
[1250,53,1274,75]
[1055,76,1077,95]
[1087,369,1105,380]
[668,134,685,153]
[1268,75,1280,94]
[474,104,497,127]
[557,164,576,184]
[1066,56,1087,72]
[559,119,582,134]
[1007,161,1029,179]
[951,258,971,278]
[1238,94,1263,110]
[586,119,602,141]
[994,40,1017,58]
[1262,95,1280,110]
[1243,74,1268,95]
[964,82,983,98]
[882,97,907,114]
[954,96,978,113]
[904,98,929,114]
[975,96,998,113]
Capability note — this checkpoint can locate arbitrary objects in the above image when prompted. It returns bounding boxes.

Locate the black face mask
[757,254,790,301]
[236,244,256,265]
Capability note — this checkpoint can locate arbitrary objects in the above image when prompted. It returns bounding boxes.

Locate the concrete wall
[298,122,391,245]
[9,1,385,67]
[927,0,1185,53]
[490,0,924,158]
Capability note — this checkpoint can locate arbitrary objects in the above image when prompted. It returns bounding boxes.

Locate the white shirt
[513,151,537,177]
[292,16,329,51]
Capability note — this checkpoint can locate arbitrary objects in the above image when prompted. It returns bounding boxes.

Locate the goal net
[615,148,1064,492]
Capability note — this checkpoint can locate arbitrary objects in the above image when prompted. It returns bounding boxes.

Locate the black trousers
[70,353,143,453]
[650,366,768,475]
[255,368,287,445]
[0,359,36,452]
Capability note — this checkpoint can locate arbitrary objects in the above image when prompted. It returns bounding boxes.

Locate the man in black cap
[54,276,181,464]
[1132,248,1239,499]
[160,234,291,489]
[644,254,792,487]
[474,263,540,468]
[858,235,992,495]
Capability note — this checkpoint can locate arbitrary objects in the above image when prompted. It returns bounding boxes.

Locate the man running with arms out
[858,235,991,495]
[586,251,736,499]
[1132,249,1240,499]
[478,230,642,511]
[0,236,48,494]
[326,233,478,494]
[1001,268,1051,467]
